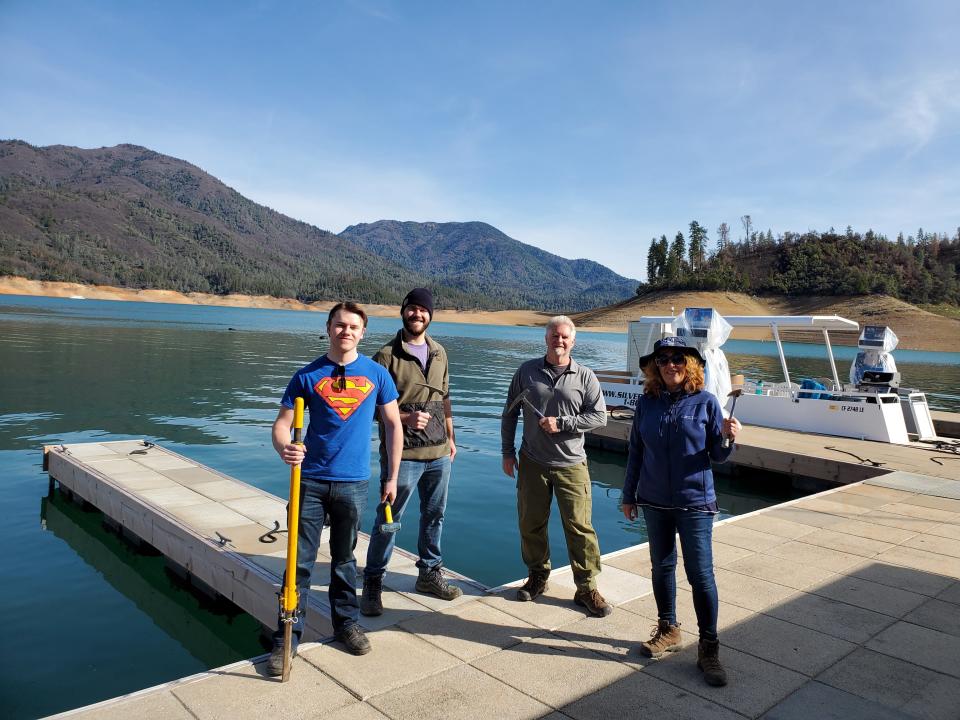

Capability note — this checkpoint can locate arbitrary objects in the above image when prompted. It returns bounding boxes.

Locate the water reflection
[40,492,262,666]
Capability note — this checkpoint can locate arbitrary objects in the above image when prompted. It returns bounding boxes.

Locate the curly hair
[643,354,705,395]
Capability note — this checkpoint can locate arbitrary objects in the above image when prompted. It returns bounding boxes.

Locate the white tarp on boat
[674,308,732,410]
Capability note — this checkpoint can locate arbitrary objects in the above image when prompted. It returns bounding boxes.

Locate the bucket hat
[639,335,705,369]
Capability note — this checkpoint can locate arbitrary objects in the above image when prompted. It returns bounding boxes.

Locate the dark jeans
[364,455,451,579]
[642,505,719,642]
[272,477,368,647]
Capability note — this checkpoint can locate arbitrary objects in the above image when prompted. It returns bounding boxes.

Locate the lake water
[1,295,957,718]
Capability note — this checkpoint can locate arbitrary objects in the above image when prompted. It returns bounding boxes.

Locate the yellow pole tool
[280,397,304,682]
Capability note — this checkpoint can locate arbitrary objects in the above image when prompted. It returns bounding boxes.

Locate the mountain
[0,140,473,306]
[0,140,637,310]
[339,220,638,311]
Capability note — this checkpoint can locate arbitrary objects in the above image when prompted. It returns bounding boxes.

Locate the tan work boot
[574,588,613,617]
[638,619,683,658]
[516,571,549,601]
[697,639,728,686]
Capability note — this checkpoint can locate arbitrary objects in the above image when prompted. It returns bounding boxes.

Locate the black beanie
[401,288,434,317]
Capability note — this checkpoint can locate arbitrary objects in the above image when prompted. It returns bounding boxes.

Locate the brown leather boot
[639,619,682,658]
[697,639,728,686]
[574,588,613,617]
[516,571,549,601]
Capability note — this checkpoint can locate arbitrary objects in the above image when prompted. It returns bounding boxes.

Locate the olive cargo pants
[517,453,602,591]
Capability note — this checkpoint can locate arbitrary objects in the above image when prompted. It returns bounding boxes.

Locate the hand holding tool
[722,378,744,449]
[377,501,401,535]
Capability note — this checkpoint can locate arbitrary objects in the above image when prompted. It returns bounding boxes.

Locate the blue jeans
[364,455,451,579]
[642,505,719,642]
[272,477,368,646]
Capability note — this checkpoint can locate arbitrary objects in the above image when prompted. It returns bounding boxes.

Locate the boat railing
[742,378,903,405]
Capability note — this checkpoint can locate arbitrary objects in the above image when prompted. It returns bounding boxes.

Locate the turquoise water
[1,295,957,718]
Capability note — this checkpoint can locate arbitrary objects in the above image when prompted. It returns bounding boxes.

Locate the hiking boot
[516,571,549,602]
[360,576,383,617]
[574,588,613,617]
[697,639,728,686]
[415,566,463,600]
[638,619,683,658]
[266,643,296,676]
[336,624,372,656]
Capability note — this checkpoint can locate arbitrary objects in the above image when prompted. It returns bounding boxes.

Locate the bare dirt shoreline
[1,276,957,352]
[0,276,553,329]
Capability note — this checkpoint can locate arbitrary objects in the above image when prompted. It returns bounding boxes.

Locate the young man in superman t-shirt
[267,301,402,674]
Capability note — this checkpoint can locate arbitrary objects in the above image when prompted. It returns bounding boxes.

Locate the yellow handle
[384,502,393,524]
[293,397,304,436]
[281,397,305,613]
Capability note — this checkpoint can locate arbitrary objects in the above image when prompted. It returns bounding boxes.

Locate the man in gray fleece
[501,315,611,616]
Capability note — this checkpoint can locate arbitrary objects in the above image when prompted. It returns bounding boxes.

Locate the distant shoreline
[2,276,957,352]
[0,275,624,332]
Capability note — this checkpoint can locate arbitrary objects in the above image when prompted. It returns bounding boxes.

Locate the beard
[402,314,430,338]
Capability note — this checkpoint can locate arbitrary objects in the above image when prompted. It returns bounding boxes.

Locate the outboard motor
[674,308,733,411]
[850,326,899,388]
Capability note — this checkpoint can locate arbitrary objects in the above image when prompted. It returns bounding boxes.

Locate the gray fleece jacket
[501,356,607,467]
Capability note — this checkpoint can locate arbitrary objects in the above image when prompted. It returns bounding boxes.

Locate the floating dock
[44,441,484,645]
[46,441,960,720]
[587,411,960,486]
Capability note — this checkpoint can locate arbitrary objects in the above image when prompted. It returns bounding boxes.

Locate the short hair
[327,301,369,328]
[546,315,576,338]
[643,353,705,395]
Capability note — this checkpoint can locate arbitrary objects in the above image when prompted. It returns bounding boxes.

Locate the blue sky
[2,1,959,281]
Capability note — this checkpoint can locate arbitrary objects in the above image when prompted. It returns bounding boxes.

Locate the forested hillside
[642,221,960,305]
[0,140,476,305]
[340,220,638,311]
[0,141,637,311]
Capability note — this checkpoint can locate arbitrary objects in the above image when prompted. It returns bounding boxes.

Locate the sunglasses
[655,353,688,367]
[334,364,346,391]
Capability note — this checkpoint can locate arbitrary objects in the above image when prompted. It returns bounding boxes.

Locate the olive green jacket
[374,331,451,461]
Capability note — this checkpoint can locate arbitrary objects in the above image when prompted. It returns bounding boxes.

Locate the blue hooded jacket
[622,389,733,508]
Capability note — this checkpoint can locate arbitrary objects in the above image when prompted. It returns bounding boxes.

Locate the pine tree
[646,238,658,282]
[688,220,707,270]
[669,232,686,278]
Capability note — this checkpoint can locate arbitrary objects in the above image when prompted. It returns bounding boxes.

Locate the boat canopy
[632,312,859,390]
[636,314,859,331]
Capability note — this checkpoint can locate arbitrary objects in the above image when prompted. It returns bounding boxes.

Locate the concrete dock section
[588,413,960,484]
[46,443,960,720]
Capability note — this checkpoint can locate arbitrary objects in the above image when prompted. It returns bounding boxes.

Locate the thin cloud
[346,0,394,22]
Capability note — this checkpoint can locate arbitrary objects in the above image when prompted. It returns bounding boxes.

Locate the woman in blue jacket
[622,336,740,687]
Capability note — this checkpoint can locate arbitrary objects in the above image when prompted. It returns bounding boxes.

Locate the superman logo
[314,376,375,420]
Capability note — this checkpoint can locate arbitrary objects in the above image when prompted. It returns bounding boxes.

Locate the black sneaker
[266,643,297,676]
[516,571,549,602]
[360,576,384,617]
[336,624,371,655]
[415,566,463,600]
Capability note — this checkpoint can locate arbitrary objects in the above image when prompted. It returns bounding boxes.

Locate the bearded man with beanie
[361,288,462,615]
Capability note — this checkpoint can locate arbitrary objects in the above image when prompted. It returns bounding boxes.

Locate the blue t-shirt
[281,353,399,482]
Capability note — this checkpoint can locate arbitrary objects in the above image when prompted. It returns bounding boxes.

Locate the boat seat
[764,381,800,396]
